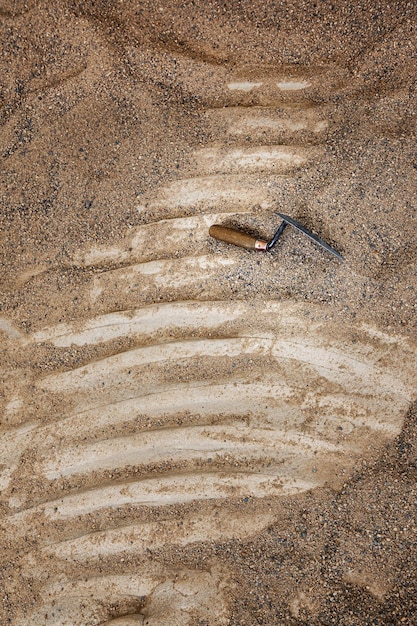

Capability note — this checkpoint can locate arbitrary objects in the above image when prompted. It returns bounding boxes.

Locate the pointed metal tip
[276,212,290,221]
[274,212,344,261]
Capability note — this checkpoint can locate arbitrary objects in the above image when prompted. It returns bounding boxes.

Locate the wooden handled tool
[208,225,268,251]
[209,213,344,260]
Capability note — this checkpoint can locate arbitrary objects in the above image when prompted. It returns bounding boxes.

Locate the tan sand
[1,1,417,624]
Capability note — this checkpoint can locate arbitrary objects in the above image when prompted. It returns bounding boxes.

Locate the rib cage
[2,72,416,626]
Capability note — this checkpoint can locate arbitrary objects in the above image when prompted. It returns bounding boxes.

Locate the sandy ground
[1,1,417,624]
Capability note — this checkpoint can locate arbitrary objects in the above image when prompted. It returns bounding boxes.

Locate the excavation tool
[209,212,344,260]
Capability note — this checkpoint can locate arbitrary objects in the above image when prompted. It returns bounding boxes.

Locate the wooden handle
[209,225,268,251]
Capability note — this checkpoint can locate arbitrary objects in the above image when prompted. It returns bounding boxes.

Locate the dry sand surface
[1,1,417,624]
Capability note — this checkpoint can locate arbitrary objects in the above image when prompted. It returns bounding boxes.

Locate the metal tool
[209,212,344,260]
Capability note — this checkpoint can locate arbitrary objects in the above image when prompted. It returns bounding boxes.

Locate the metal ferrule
[255,240,268,251]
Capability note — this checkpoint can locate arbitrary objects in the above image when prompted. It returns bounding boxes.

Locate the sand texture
[1,1,417,624]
